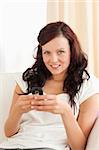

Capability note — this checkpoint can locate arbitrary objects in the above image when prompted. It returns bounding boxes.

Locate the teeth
[51,65,60,68]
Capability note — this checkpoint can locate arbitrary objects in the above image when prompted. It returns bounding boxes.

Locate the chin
[50,70,63,75]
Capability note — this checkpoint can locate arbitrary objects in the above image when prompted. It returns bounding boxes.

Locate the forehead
[42,36,69,51]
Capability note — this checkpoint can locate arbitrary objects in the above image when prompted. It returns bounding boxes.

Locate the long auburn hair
[22,21,90,108]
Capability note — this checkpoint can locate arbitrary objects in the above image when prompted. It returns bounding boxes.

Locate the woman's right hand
[10,94,34,115]
[4,84,35,137]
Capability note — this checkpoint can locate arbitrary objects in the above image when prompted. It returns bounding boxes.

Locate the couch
[0,73,99,150]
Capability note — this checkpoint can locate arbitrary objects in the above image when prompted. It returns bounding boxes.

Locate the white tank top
[0,73,99,150]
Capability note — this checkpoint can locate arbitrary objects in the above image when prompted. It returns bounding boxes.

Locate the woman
[0,21,99,150]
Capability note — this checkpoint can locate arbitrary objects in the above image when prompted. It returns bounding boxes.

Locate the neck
[51,74,66,82]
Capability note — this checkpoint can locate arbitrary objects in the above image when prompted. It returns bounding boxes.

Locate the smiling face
[42,36,71,80]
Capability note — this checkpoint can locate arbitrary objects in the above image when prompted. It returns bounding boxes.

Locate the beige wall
[47,0,99,77]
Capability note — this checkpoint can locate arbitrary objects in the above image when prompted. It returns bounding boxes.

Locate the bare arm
[4,84,34,137]
[61,94,99,150]
[28,93,99,150]
[61,105,86,150]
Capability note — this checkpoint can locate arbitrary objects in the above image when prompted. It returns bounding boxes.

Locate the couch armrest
[0,73,19,143]
[85,117,99,150]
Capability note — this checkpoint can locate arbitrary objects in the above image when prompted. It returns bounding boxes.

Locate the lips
[50,65,60,69]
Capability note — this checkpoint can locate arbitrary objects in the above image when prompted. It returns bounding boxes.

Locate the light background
[0,0,99,77]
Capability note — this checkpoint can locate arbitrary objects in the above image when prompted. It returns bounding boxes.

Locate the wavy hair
[22,21,90,108]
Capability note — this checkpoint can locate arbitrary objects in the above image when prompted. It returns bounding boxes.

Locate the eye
[43,51,50,55]
[57,50,65,55]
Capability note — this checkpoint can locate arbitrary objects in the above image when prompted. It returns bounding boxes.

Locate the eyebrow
[57,48,66,51]
[42,48,66,51]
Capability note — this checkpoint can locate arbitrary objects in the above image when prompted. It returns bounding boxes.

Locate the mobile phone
[31,87,43,95]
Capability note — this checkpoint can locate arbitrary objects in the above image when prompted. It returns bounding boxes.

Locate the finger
[34,94,56,100]
[21,104,30,109]
[34,105,55,111]
[31,99,56,106]
[19,95,34,101]
[21,104,35,111]
[19,99,32,106]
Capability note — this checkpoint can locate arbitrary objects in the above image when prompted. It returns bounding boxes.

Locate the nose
[51,54,58,63]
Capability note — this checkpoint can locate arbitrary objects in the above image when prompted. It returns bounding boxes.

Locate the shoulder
[78,73,99,105]
[80,94,99,112]
[15,72,27,93]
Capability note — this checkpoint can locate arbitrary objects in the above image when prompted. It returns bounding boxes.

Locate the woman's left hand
[31,94,70,114]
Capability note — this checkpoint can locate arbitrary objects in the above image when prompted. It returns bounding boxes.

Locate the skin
[42,35,70,81]
[4,36,99,150]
